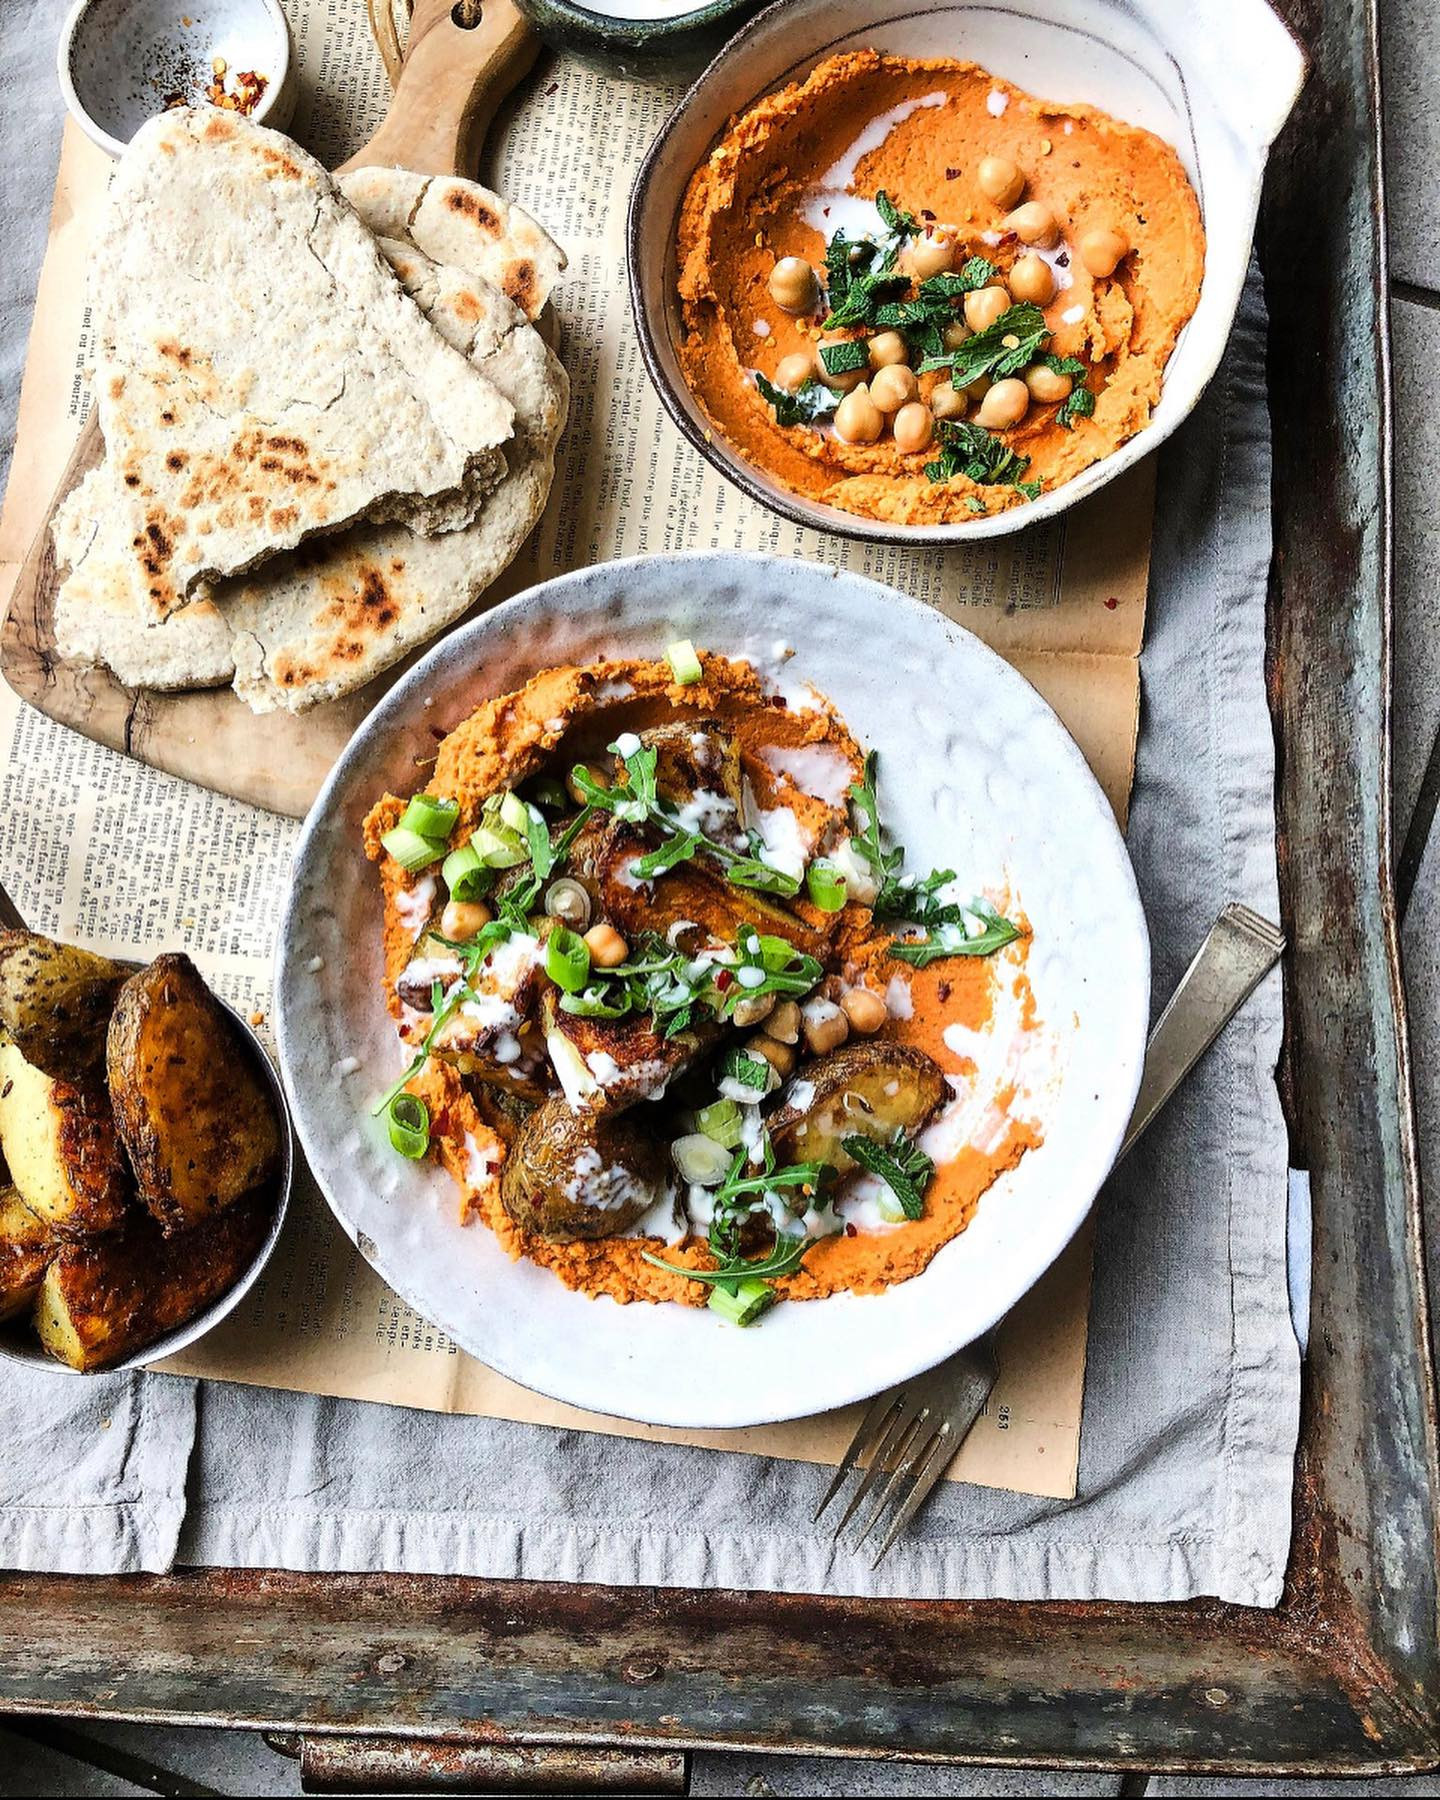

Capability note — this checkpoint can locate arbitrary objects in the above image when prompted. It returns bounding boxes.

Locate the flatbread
[88,108,516,621]
[340,168,566,322]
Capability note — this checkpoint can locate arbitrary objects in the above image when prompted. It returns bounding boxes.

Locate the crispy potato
[0,931,131,1084]
[500,1097,667,1241]
[468,1080,538,1149]
[0,1185,54,1323]
[35,1194,272,1371]
[627,720,745,822]
[0,1037,131,1234]
[107,955,280,1232]
[768,1043,946,1172]
[540,986,715,1114]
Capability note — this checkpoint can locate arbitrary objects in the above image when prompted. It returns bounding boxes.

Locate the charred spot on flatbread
[445,188,502,236]
[502,261,538,315]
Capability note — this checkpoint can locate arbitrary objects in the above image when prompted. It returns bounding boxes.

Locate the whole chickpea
[749,1032,797,1078]
[942,318,972,350]
[814,334,867,393]
[440,898,493,940]
[1024,362,1073,403]
[931,381,968,421]
[1003,200,1060,248]
[964,372,994,401]
[867,329,910,369]
[840,987,889,1034]
[963,285,1012,333]
[868,363,919,414]
[774,351,816,393]
[834,383,884,445]
[905,231,956,278]
[1079,226,1129,278]
[976,377,1030,430]
[892,401,935,454]
[767,255,819,315]
[583,922,630,968]
[1009,252,1056,306]
[977,154,1025,208]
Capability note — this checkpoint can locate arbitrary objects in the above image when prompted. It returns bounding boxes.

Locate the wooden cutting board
[0,0,541,820]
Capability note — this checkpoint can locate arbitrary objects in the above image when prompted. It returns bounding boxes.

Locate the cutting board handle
[341,0,540,179]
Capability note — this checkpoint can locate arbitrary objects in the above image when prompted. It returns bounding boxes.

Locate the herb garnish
[821,191,917,329]
[923,420,1036,493]
[917,301,1050,380]
[887,904,1022,967]
[562,928,823,1041]
[1056,383,1096,430]
[842,1130,935,1220]
[754,371,842,427]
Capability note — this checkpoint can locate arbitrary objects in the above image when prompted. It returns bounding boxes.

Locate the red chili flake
[1056,250,1070,267]
[1104,596,1119,611]
[997,229,1018,245]
[845,1222,858,1237]
[937,980,952,1003]
[945,167,961,180]
[714,969,733,991]
[920,208,936,221]
[770,694,787,708]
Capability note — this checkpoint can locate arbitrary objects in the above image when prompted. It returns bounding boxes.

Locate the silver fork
[816,902,1287,1566]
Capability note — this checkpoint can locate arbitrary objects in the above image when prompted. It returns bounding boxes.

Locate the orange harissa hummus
[676,50,1205,524]
[364,650,1051,1321]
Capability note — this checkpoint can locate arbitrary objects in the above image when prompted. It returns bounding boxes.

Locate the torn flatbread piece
[90,108,516,621]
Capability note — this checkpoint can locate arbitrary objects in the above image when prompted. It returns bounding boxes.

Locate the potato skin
[768,1043,946,1173]
[0,1039,131,1235]
[107,954,280,1233]
[0,1186,53,1323]
[35,1194,272,1371]
[501,1098,667,1241]
[633,719,745,818]
[540,986,714,1115]
[0,931,131,1084]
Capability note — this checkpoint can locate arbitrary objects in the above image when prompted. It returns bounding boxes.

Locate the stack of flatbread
[53,108,569,715]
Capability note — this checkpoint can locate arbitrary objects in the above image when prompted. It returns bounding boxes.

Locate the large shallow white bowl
[275,553,1150,1430]
[628,0,1306,544]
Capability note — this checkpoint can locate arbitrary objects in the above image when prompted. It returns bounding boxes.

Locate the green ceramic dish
[515,0,762,81]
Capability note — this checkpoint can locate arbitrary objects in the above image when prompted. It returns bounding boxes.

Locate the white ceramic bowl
[58,0,295,159]
[0,998,294,1377]
[628,0,1307,544]
[275,552,1150,1430]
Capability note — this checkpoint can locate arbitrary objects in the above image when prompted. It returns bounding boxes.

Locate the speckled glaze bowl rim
[625,0,1307,547]
[0,996,295,1378]
[57,0,293,159]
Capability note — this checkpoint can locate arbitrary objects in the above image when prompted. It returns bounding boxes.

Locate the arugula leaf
[633,831,704,878]
[818,337,869,379]
[875,189,918,238]
[924,421,1033,489]
[842,1130,935,1220]
[641,1234,813,1289]
[754,372,842,428]
[725,854,802,897]
[889,911,1023,967]
[1056,384,1096,430]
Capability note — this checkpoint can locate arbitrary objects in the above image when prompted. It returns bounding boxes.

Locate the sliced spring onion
[472,824,529,868]
[696,1098,743,1149]
[399,794,459,840]
[442,842,490,902]
[386,1092,431,1159]
[671,1132,733,1186]
[708,1279,777,1326]
[806,859,848,913]
[498,790,532,835]
[665,639,703,685]
[545,925,592,994]
[873,1188,909,1224]
[381,826,447,872]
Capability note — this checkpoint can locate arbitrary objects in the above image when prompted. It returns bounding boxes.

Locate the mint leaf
[754,372,841,428]
[818,337,869,378]
[1056,384,1096,430]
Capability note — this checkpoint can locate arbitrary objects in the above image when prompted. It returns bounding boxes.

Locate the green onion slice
[697,1098,743,1149]
[707,1279,777,1327]
[381,826,447,873]
[806,859,848,913]
[545,926,592,994]
[442,843,491,902]
[666,639,704,685]
[472,824,529,869]
[386,1092,431,1159]
[498,790,532,835]
[399,794,459,840]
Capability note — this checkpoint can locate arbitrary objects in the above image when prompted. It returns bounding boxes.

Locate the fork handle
[1119,903,1285,1159]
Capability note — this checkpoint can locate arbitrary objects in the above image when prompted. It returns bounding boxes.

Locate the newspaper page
[0,1,1152,1502]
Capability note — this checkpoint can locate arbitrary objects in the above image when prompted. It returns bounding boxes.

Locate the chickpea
[768,255,819,315]
[977,154,1025,208]
[767,999,802,1044]
[583,922,629,968]
[1003,201,1060,248]
[1024,362,1073,403]
[834,383,884,445]
[1079,226,1129,278]
[964,285,1012,333]
[815,334,867,393]
[868,363,919,415]
[801,996,850,1056]
[867,330,910,370]
[931,380,968,421]
[774,350,816,393]
[1009,252,1055,306]
[964,372,994,401]
[975,377,1030,430]
[840,986,889,1035]
[440,898,493,940]
[749,1032,797,1078]
[892,401,935,454]
[731,991,777,1028]
[905,231,956,278]
[565,763,609,805]
[942,319,972,350]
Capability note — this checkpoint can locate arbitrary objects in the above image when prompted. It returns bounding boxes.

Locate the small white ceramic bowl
[0,998,294,1377]
[628,0,1307,544]
[58,0,295,160]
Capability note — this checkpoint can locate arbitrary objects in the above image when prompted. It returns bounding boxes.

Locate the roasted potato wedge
[107,955,280,1232]
[768,1043,946,1173]
[501,1097,667,1241]
[0,930,131,1084]
[0,1184,54,1323]
[34,1194,272,1371]
[540,987,716,1114]
[0,1037,131,1235]
[629,720,745,827]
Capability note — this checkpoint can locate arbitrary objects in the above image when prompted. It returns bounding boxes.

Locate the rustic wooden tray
[0,0,1432,1784]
